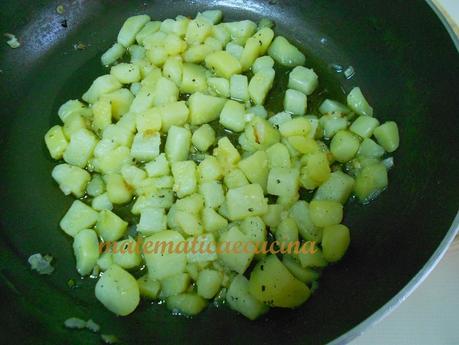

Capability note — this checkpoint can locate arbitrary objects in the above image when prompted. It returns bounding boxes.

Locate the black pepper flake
[248,207,254,212]
[260,265,264,271]
[276,179,280,184]
[61,19,68,28]
[261,285,266,291]
[192,78,196,82]
[258,40,262,46]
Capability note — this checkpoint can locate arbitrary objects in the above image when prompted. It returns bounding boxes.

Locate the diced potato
[101,43,126,66]
[63,129,98,168]
[137,274,161,299]
[87,174,105,197]
[136,107,162,133]
[240,216,266,256]
[347,87,373,117]
[295,248,328,268]
[330,130,360,163]
[226,42,244,60]
[180,63,207,94]
[163,55,183,86]
[199,181,225,208]
[252,56,274,74]
[320,114,349,139]
[165,125,191,162]
[284,89,307,116]
[319,99,351,116]
[192,124,216,152]
[197,9,222,24]
[197,269,222,299]
[159,101,189,132]
[205,51,242,78]
[213,137,241,174]
[118,15,151,47]
[130,131,161,161]
[252,27,275,54]
[73,229,99,276]
[62,113,88,140]
[313,171,354,204]
[279,117,311,137]
[230,74,249,102]
[373,121,399,153]
[102,124,134,147]
[240,117,280,152]
[104,174,133,204]
[129,44,146,62]
[353,162,388,203]
[275,218,299,246]
[151,77,179,107]
[137,207,167,234]
[97,251,113,271]
[60,200,99,237]
[160,273,191,298]
[198,156,223,181]
[166,293,207,315]
[238,150,269,191]
[92,193,113,211]
[202,207,228,232]
[110,63,141,84]
[248,255,310,308]
[58,99,90,122]
[132,189,174,213]
[96,209,128,241]
[350,116,380,138]
[188,92,227,125]
[113,237,142,269]
[305,152,330,184]
[358,138,385,158]
[186,233,217,262]
[145,153,170,177]
[219,100,246,132]
[207,77,230,97]
[240,37,261,71]
[136,21,161,45]
[144,230,187,280]
[95,265,140,316]
[226,274,269,320]
[282,255,320,284]
[185,17,212,45]
[172,160,197,198]
[52,163,91,197]
[321,224,350,262]
[226,184,268,220]
[211,23,231,45]
[218,226,254,273]
[163,33,187,56]
[267,167,300,198]
[289,201,321,242]
[176,211,203,235]
[268,36,305,67]
[92,98,112,134]
[82,75,121,104]
[262,204,284,227]
[309,200,343,227]
[45,125,68,160]
[94,146,131,175]
[288,66,318,95]
[225,20,257,45]
[248,68,275,105]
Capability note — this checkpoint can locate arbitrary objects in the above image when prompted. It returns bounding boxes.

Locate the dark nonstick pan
[0,0,458,344]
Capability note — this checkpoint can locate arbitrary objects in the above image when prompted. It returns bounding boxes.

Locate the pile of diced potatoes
[44,10,399,319]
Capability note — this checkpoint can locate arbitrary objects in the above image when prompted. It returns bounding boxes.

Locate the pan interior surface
[0,0,458,344]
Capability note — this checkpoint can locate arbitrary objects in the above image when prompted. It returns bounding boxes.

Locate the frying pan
[0,0,458,344]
